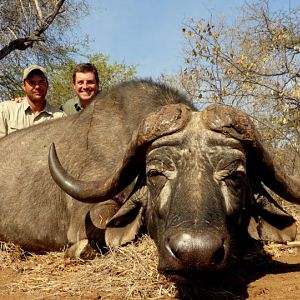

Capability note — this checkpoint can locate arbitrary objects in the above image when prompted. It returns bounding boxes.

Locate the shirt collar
[44,101,55,115]
[23,97,31,112]
[24,97,54,115]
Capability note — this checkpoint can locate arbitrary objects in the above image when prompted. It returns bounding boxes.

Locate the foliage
[0,0,90,101]
[48,54,137,107]
[181,0,300,174]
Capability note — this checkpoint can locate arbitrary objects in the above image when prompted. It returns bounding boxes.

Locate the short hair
[72,63,100,85]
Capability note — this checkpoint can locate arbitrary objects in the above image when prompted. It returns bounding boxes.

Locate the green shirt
[61,97,83,115]
[0,98,66,138]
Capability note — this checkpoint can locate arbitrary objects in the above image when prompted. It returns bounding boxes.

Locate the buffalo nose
[166,232,226,269]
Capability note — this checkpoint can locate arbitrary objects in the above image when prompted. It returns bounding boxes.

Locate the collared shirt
[61,97,82,116]
[0,98,66,138]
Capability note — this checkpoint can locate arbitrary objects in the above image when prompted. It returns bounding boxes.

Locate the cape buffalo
[0,79,299,274]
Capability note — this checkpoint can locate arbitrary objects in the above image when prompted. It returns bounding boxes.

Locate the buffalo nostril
[211,240,225,265]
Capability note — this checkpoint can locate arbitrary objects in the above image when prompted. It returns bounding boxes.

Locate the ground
[0,236,299,300]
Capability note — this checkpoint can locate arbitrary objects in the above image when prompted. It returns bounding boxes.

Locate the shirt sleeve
[0,104,8,138]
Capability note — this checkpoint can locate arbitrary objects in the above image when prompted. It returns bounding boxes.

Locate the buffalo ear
[105,196,144,248]
[248,185,297,243]
[248,217,296,243]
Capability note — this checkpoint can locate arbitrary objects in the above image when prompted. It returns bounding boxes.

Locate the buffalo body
[0,79,299,275]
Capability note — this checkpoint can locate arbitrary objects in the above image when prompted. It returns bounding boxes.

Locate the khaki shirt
[61,92,100,115]
[61,97,83,115]
[0,98,66,138]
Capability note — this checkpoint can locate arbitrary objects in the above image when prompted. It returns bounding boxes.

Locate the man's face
[73,72,99,102]
[22,73,48,103]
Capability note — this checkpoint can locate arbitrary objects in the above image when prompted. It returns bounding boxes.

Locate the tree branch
[0,0,66,60]
[34,0,43,20]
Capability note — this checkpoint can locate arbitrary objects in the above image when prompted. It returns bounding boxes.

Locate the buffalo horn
[49,104,191,202]
[202,104,300,204]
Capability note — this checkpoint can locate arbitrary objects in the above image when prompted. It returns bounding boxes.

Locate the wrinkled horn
[49,104,191,202]
[202,104,300,204]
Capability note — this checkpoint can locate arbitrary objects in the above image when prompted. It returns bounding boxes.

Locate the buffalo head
[49,104,300,274]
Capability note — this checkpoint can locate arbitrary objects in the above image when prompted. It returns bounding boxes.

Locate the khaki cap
[23,65,47,81]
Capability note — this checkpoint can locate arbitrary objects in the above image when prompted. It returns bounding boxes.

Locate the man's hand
[12,96,26,103]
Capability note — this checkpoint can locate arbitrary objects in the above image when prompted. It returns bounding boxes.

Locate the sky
[79,0,299,79]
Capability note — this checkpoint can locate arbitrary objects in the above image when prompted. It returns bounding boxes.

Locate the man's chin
[31,96,44,102]
[79,93,95,101]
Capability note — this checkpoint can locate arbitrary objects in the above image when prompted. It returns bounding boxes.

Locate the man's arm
[12,96,26,103]
[0,104,8,138]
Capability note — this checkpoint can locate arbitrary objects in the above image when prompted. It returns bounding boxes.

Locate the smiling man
[61,63,100,115]
[0,65,66,138]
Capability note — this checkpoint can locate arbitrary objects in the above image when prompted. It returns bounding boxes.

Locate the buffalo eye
[147,169,166,186]
[147,169,163,179]
[219,159,245,189]
[224,170,245,196]
[224,170,244,185]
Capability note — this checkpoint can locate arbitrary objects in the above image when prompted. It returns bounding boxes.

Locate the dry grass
[0,206,299,300]
[0,236,176,299]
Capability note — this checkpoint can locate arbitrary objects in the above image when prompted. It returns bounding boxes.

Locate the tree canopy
[0,1,136,106]
[181,0,300,173]
[0,0,90,101]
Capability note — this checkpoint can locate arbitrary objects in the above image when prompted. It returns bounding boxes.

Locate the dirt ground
[0,236,299,300]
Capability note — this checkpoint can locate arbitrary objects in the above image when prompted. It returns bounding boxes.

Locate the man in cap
[0,64,66,138]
